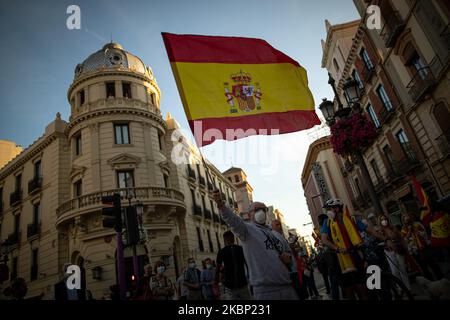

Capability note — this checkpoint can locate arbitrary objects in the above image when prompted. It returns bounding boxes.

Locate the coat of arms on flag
[224,70,262,113]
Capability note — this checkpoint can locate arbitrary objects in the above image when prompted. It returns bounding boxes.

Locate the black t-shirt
[216,244,248,289]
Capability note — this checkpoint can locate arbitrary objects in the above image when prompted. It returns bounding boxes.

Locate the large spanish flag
[162,33,320,146]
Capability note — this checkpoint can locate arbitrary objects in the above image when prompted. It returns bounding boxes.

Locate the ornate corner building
[312,0,450,226]
[0,43,235,299]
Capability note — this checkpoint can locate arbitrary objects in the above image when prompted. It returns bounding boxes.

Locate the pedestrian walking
[215,231,251,300]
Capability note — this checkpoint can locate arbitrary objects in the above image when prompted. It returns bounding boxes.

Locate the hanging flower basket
[330,113,377,156]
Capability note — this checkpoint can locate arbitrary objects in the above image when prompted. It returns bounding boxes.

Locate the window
[11,257,18,280]
[158,133,164,151]
[122,82,132,98]
[227,177,232,182]
[333,58,340,73]
[74,180,82,197]
[15,174,22,191]
[34,160,42,178]
[74,134,82,156]
[354,178,363,197]
[396,129,416,161]
[79,90,85,106]
[14,214,20,236]
[163,175,169,188]
[215,232,221,250]
[383,145,397,172]
[360,48,374,71]
[106,82,116,98]
[352,69,364,89]
[408,52,428,79]
[201,195,206,211]
[207,230,214,252]
[33,203,40,225]
[234,175,239,183]
[196,227,204,252]
[432,102,450,143]
[210,200,215,214]
[150,93,156,105]
[367,104,380,128]
[30,249,38,281]
[370,160,382,184]
[114,124,130,144]
[117,170,134,188]
[376,85,393,111]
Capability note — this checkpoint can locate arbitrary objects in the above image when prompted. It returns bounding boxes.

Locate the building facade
[0,43,234,299]
[0,140,23,170]
[321,0,449,226]
[301,136,356,230]
[222,167,253,217]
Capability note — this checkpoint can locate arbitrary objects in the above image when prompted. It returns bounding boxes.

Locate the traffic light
[102,193,122,232]
[124,206,140,245]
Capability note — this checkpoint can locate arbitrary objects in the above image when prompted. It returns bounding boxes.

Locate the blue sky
[0,0,359,237]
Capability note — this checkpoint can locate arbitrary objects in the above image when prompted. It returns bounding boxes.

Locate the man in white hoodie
[213,191,298,300]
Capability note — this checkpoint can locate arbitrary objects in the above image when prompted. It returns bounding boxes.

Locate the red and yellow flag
[411,175,430,221]
[162,33,320,146]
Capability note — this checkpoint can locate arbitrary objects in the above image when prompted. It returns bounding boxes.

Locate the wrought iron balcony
[5,232,19,246]
[187,166,196,181]
[204,208,212,220]
[379,107,395,125]
[436,134,450,158]
[380,10,405,48]
[193,204,203,217]
[398,156,421,175]
[28,176,43,194]
[407,67,436,102]
[9,189,22,206]
[27,223,40,239]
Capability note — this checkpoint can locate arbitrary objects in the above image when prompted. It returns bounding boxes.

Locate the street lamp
[319,73,384,216]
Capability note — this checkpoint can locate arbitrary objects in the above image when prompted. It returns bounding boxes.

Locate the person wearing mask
[200,258,216,300]
[176,268,188,300]
[215,231,251,300]
[134,264,153,300]
[378,214,411,290]
[150,261,174,300]
[214,191,297,300]
[184,258,203,300]
[320,199,379,300]
[302,255,320,299]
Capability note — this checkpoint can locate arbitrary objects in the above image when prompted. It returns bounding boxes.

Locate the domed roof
[74,42,154,80]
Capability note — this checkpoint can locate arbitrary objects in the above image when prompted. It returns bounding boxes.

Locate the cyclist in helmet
[320,198,380,300]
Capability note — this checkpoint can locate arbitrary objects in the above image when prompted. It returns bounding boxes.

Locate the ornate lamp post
[320,73,384,216]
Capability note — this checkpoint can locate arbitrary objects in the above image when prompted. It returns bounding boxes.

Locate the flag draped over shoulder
[162,33,320,147]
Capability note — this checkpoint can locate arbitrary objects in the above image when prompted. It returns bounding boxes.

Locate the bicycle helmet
[323,198,343,208]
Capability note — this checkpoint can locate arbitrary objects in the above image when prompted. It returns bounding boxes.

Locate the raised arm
[213,191,249,241]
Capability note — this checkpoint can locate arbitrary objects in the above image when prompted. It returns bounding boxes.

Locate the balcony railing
[436,134,450,158]
[28,176,43,194]
[407,66,436,102]
[27,223,40,239]
[380,11,405,48]
[187,166,196,181]
[193,204,203,217]
[5,232,19,246]
[398,156,421,175]
[199,176,206,187]
[204,208,212,220]
[56,186,185,218]
[9,189,22,206]
[379,107,395,125]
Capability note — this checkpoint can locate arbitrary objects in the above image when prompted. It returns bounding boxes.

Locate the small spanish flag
[411,175,430,221]
[162,33,320,146]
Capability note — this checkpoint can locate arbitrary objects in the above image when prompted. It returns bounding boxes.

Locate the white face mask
[381,220,389,227]
[157,266,165,274]
[326,210,335,220]
[254,209,266,225]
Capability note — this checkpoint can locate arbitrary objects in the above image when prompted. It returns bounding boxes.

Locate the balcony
[407,67,436,102]
[380,11,405,48]
[362,65,375,83]
[199,176,206,188]
[436,134,450,158]
[379,107,395,125]
[187,166,196,181]
[9,189,22,206]
[204,208,212,220]
[27,223,40,239]
[398,156,421,175]
[5,232,19,246]
[56,186,186,226]
[28,176,43,194]
[193,204,203,217]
